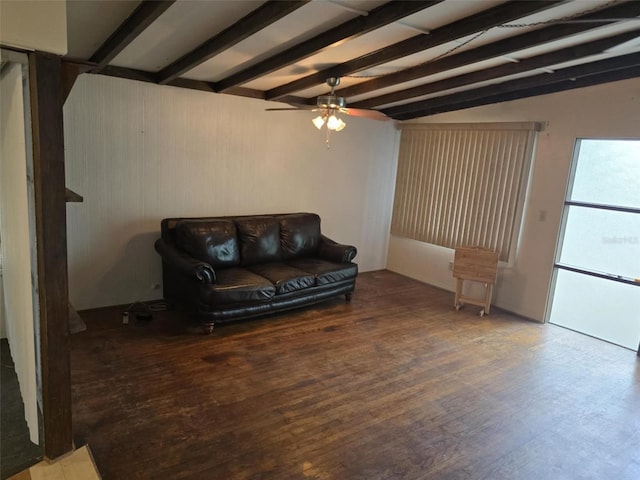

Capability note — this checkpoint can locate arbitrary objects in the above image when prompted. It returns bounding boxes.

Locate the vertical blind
[391,123,540,262]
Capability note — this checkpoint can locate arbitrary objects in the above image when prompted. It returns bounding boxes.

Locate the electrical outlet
[152,283,160,290]
[448,261,454,271]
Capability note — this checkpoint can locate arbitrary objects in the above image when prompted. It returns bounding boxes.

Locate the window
[391,122,540,262]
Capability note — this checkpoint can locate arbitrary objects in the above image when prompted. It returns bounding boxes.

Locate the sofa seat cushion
[286,258,358,285]
[248,262,316,294]
[202,268,275,305]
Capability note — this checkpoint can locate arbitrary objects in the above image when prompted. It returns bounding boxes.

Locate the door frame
[545,137,640,353]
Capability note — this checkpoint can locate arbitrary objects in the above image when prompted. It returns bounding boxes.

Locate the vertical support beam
[28,51,73,460]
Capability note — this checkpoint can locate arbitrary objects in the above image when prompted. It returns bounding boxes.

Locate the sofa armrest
[317,235,357,263]
[154,239,216,284]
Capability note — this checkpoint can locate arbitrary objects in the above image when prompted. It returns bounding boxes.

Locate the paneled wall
[388,78,640,322]
[0,62,39,443]
[64,74,399,310]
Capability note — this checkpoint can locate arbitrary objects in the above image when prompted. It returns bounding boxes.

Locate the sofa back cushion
[279,213,321,259]
[236,216,282,265]
[175,219,240,267]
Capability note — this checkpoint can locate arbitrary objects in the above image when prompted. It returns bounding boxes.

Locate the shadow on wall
[494,265,531,315]
[70,228,163,310]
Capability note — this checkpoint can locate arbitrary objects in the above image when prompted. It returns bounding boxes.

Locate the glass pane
[559,206,640,278]
[549,269,640,350]
[570,139,640,208]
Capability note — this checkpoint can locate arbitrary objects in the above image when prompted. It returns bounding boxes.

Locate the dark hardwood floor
[71,270,640,480]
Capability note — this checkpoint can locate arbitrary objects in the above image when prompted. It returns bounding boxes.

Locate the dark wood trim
[28,51,73,460]
[97,63,220,93]
[165,76,217,93]
[90,0,176,72]
[564,200,640,215]
[394,65,640,120]
[214,1,440,92]
[265,0,562,100]
[98,64,160,83]
[65,188,84,203]
[61,61,93,103]
[555,264,640,287]
[359,29,640,110]
[157,1,309,85]
[90,63,310,103]
[346,1,640,106]
[64,60,307,103]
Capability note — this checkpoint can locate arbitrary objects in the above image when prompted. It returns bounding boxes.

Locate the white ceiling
[64,0,640,120]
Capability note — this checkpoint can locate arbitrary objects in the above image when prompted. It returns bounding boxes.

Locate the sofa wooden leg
[202,323,215,334]
[345,292,353,302]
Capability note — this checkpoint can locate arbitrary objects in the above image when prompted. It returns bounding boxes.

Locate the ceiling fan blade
[265,104,317,111]
[286,102,317,110]
[342,108,390,121]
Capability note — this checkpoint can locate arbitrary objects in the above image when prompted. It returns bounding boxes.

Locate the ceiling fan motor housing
[317,77,346,109]
[317,95,346,109]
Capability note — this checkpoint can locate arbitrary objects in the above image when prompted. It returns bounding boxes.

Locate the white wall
[0,1,67,55]
[0,0,67,451]
[64,74,400,310]
[0,62,39,444]
[387,78,640,322]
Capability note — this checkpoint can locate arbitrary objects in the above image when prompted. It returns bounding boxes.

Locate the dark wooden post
[28,51,73,460]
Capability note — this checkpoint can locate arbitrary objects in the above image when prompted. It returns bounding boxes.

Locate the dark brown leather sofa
[155,213,357,333]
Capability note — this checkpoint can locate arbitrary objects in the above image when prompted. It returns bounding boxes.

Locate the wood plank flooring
[70,270,640,480]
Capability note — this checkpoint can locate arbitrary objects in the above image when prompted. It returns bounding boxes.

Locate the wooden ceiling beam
[73,61,310,104]
[389,53,640,120]
[157,1,309,85]
[345,1,640,106]
[90,0,176,72]
[395,65,640,120]
[99,64,159,84]
[214,1,442,93]
[357,28,640,111]
[265,0,562,100]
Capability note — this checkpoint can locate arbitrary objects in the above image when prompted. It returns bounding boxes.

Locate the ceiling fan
[266,77,389,147]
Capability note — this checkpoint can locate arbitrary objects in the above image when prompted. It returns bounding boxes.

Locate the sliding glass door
[547,139,640,350]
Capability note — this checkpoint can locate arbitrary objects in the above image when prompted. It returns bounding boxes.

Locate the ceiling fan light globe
[327,114,342,131]
[334,118,346,132]
[312,115,325,129]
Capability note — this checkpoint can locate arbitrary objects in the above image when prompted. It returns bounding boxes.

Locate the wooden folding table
[453,246,499,317]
